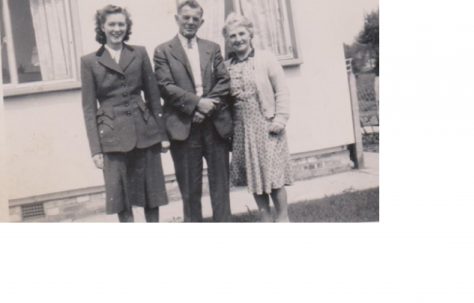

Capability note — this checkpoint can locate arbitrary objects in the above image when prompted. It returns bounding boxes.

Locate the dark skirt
[102,144,168,214]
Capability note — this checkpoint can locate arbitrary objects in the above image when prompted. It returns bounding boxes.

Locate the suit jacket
[81,44,168,156]
[153,36,232,141]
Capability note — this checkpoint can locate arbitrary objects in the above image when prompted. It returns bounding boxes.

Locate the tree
[344,9,379,76]
[344,42,371,74]
[357,9,379,76]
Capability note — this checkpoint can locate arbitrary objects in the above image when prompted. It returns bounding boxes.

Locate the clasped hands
[193,98,219,124]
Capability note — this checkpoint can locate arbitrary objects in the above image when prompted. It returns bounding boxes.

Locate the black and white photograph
[0,0,379,223]
[2,1,474,303]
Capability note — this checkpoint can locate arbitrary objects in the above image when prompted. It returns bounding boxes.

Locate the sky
[340,0,379,44]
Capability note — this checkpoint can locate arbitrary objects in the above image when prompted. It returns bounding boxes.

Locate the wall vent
[21,203,45,220]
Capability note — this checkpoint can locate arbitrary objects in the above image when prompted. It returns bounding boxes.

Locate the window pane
[197,0,226,50]
[8,0,73,84]
[9,0,42,83]
[240,0,291,58]
[1,1,11,84]
[237,0,296,61]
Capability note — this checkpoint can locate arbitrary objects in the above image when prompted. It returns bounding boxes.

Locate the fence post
[346,58,364,168]
[374,75,379,109]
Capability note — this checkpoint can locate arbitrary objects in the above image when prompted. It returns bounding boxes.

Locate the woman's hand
[269,122,285,135]
[161,141,170,153]
[92,153,104,170]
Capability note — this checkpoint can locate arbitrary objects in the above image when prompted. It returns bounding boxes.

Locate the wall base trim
[9,145,354,222]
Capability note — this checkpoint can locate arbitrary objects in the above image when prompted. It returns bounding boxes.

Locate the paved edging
[73,153,378,222]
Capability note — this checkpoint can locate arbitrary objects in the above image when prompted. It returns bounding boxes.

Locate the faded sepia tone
[0,0,378,222]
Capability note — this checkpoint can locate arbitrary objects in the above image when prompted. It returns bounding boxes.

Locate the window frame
[1,0,82,98]
[231,0,302,67]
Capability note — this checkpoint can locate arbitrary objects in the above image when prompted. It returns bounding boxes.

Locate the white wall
[4,0,356,200]
[77,0,179,56]
[5,90,103,199]
[285,0,355,153]
[1,63,9,221]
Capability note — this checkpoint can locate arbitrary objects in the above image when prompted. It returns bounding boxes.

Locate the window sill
[281,58,303,67]
[2,59,303,98]
[3,80,81,98]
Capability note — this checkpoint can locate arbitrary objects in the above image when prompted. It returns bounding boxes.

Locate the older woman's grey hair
[222,13,254,39]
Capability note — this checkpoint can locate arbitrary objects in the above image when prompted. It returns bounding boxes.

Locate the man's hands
[193,111,206,124]
[193,98,219,124]
[196,98,219,116]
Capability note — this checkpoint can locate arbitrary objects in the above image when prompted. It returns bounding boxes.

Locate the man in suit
[154,0,233,222]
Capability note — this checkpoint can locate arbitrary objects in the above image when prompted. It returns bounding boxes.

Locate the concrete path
[73,152,378,223]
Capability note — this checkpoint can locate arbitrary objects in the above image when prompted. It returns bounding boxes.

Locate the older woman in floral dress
[223,13,293,222]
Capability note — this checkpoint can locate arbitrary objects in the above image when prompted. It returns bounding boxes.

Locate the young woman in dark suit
[81,5,169,222]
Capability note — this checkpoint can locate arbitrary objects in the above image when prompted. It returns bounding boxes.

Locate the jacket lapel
[169,35,195,86]
[96,46,124,75]
[119,44,136,72]
[198,38,212,78]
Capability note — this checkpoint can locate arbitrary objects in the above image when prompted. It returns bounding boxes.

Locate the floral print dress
[228,54,293,195]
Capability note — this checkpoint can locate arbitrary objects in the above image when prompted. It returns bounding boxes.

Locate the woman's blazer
[81,44,168,156]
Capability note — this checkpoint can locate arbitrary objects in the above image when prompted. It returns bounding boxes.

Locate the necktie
[187,39,193,49]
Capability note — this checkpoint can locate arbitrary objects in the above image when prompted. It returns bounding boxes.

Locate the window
[232,0,300,64]
[1,0,80,96]
[177,0,301,66]
[195,0,227,50]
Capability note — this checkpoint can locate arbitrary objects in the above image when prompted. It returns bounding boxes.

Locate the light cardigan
[226,49,290,127]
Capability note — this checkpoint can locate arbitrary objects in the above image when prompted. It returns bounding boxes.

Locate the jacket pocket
[97,116,114,129]
[96,108,115,141]
[96,107,115,119]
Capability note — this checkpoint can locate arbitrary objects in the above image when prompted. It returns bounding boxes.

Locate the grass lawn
[205,188,379,223]
[363,132,379,153]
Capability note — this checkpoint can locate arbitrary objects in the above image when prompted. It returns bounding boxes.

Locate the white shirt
[178,33,203,97]
[104,44,123,64]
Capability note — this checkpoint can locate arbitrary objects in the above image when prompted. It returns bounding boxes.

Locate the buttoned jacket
[153,36,232,141]
[81,44,168,156]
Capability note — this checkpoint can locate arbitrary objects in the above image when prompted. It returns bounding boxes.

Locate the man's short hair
[177,0,204,17]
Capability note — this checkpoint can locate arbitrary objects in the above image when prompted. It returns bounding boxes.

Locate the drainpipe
[346,57,364,168]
